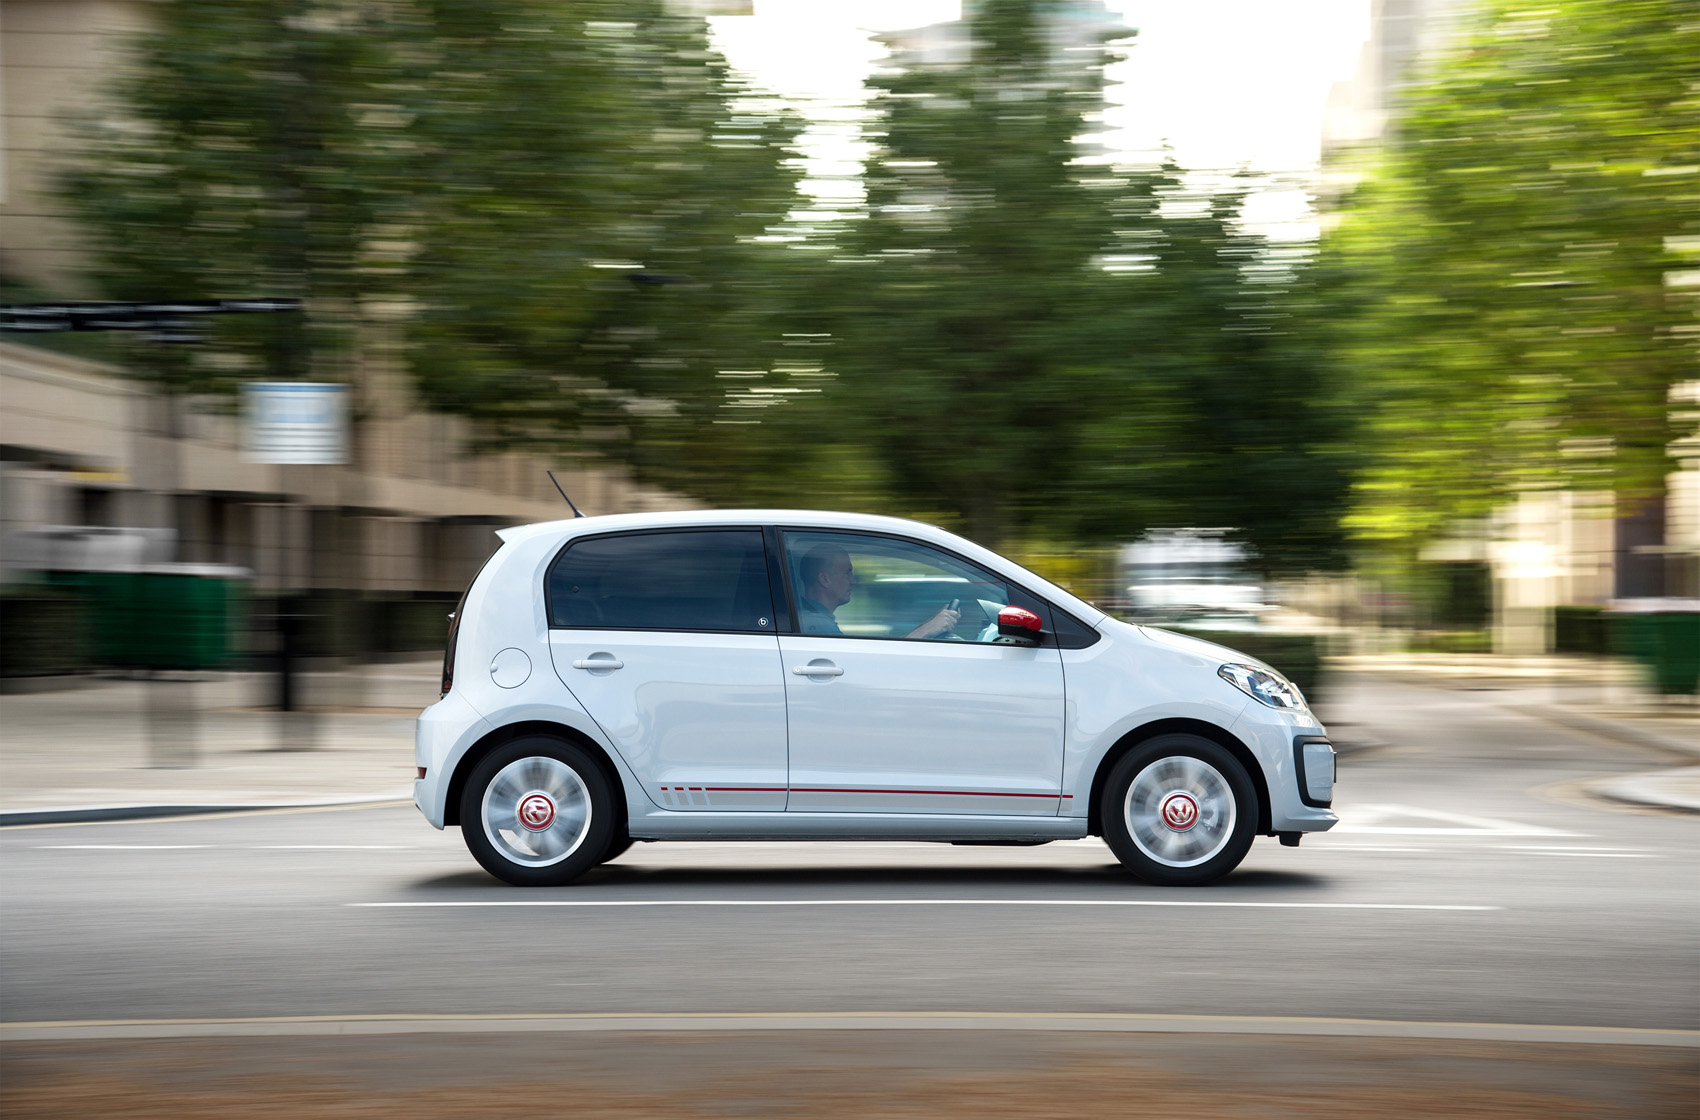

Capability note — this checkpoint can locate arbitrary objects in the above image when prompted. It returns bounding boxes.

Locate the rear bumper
[413,691,493,829]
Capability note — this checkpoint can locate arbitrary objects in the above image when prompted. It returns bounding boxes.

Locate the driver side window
[780,531,1027,642]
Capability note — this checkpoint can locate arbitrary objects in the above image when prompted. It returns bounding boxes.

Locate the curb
[0,793,412,828]
[1504,704,1700,762]
[4,1012,1696,1047]
[1589,772,1700,816]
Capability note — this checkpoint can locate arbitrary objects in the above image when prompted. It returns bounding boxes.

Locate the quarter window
[547,530,775,633]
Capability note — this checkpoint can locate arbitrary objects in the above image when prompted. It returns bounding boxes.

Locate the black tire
[460,736,615,887]
[1100,734,1257,886]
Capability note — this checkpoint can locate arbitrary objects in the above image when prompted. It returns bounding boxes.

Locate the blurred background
[2,6,1697,1116]
[0,0,1695,732]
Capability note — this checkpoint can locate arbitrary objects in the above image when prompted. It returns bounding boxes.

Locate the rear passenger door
[546,529,788,812]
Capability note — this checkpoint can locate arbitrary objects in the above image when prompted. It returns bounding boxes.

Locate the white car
[414,510,1336,887]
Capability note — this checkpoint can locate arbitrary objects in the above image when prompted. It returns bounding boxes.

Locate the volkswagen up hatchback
[415,511,1336,886]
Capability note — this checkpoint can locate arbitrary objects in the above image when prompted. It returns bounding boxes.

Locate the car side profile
[414,510,1336,887]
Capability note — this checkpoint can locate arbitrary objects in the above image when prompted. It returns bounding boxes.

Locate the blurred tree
[56,0,804,472]
[820,0,1133,548]
[1325,0,1700,557]
[59,0,405,392]
[401,1,806,484]
[768,0,1351,566]
[56,0,1353,573]
[1068,188,1355,573]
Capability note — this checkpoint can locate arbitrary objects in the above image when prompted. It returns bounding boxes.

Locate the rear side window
[547,530,775,633]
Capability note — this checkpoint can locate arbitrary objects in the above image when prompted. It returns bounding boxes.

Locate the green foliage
[401,0,807,476]
[1554,605,1609,654]
[55,0,1353,574]
[749,0,1352,567]
[55,0,804,426]
[58,0,408,390]
[1407,629,1492,654]
[1411,560,1491,629]
[1326,0,1700,557]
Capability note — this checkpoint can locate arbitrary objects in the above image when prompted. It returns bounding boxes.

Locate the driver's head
[801,545,854,609]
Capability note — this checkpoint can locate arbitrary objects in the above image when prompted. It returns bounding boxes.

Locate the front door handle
[572,658,624,671]
[792,663,843,678]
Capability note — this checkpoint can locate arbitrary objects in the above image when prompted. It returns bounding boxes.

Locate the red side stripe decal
[787,787,1059,799]
[674,787,1066,798]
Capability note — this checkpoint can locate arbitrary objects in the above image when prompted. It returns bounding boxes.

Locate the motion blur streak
[2,0,1697,1115]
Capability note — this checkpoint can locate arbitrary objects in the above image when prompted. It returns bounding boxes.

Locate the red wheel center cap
[1160,792,1199,832]
[518,793,556,832]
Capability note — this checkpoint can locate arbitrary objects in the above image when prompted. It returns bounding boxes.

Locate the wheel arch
[1086,718,1271,837]
[445,720,628,838]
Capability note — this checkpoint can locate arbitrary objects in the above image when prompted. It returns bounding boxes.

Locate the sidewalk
[2,652,1695,825]
[0,659,439,824]
[1325,652,1699,814]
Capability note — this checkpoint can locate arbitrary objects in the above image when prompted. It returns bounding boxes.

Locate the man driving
[797,544,960,638]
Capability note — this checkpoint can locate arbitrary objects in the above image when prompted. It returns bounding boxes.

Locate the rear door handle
[572,658,624,671]
[792,664,843,677]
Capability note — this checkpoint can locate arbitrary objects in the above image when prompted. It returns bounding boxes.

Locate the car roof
[496,509,1105,625]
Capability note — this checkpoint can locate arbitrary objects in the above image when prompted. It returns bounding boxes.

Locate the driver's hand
[913,607,960,639]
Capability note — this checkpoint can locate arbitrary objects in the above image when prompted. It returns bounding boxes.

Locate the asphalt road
[3,674,1695,1036]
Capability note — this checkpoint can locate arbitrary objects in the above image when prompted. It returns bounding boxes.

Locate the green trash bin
[88,565,251,671]
[1609,602,1700,696]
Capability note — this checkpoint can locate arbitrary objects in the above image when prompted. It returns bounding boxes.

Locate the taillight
[442,551,494,697]
[441,608,461,696]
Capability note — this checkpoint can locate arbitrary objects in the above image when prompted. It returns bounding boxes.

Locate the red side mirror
[996,605,1044,645]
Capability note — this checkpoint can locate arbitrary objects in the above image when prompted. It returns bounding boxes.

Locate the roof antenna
[546,470,585,518]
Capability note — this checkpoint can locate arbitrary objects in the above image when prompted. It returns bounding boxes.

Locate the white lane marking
[352,899,1499,911]
[34,844,211,850]
[1497,846,1650,852]
[1334,803,1578,837]
[33,843,415,851]
[255,845,414,850]
[1508,851,1656,858]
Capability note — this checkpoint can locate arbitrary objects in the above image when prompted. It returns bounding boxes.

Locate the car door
[778,529,1065,816]
[546,528,788,811]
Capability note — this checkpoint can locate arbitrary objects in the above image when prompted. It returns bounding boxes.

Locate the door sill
[629,810,1088,842]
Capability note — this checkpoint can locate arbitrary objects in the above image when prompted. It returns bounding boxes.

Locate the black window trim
[773,525,1099,649]
[544,525,780,636]
[761,525,794,634]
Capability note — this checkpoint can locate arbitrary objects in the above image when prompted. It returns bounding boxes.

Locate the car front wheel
[460,737,615,886]
[1101,734,1257,886]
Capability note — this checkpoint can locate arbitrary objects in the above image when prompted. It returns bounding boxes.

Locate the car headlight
[1218,662,1307,712]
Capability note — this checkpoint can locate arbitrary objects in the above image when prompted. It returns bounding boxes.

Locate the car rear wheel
[460,737,614,886]
[1101,734,1257,886]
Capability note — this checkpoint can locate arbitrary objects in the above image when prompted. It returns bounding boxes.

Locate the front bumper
[1231,708,1338,833]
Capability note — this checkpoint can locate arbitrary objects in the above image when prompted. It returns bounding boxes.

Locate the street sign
[242,382,348,465]
[1,299,302,332]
